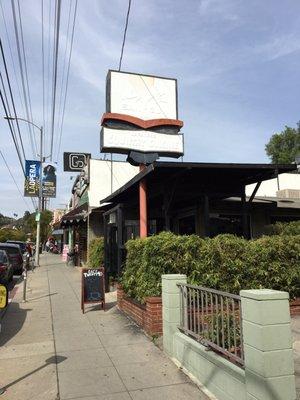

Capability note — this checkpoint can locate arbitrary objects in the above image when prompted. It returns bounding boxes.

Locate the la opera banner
[24,160,41,197]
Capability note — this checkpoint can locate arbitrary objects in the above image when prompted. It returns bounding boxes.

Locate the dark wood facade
[101,162,299,278]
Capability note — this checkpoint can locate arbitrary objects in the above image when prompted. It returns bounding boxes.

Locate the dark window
[124,220,157,242]
[0,251,7,263]
[7,241,26,253]
[209,214,251,237]
[270,216,300,223]
[0,246,20,256]
[178,215,196,235]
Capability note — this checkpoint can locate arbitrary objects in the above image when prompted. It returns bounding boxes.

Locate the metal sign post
[22,262,28,302]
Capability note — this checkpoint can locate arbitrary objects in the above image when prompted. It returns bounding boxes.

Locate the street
[0,254,209,400]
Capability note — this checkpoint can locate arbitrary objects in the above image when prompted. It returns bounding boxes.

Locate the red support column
[139,164,147,238]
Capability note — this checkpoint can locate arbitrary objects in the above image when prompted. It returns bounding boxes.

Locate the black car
[0,249,13,284]
[6,240,27,254]
[0,243,23,274]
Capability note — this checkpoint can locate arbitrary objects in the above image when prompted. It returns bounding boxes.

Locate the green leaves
[265,124,300,164]
[265,221,300,236]
[0,228,26,242]
[88,237,104,268]
[121,232,300,303]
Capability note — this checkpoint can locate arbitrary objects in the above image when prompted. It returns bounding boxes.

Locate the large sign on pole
[63,152,91,172]
[100,70,184,160]
[101,127,183,156]
[24,160,41,197]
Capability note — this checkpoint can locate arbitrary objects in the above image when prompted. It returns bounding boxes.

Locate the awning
[60,203,89,226]
[101,161,297,206]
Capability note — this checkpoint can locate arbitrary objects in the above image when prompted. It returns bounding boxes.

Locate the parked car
[6,240,27,254]
[0,249,13,284]
[0,243,23,275]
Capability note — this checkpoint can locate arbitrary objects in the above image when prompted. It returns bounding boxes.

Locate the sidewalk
[0,253,209,400]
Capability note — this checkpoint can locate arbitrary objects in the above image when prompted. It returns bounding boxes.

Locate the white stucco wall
[88,159,139,208]
[246,173,300,197]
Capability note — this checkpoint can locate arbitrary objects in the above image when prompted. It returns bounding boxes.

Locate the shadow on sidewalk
[27,292,58,302]
[84,300,117,314]
[0,355,67,395]
[0,303,31,347]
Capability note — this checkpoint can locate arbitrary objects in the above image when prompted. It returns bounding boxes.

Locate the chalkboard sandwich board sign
[81,267,105,313]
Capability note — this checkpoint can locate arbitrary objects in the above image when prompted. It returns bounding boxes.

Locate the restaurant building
[60,158,138,265]
[101,161,299,277]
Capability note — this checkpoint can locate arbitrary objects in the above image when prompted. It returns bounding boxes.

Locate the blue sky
[0,0,300,217]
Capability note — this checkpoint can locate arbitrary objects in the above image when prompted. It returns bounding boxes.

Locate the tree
[0,213,14,227]
[40,210,53,243]
[22,210,53,242]
[265,123,300,164]
[0,228,26,242]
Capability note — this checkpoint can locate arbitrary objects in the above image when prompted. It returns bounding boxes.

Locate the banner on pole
[24,160,41,197]
[42,164,57,198]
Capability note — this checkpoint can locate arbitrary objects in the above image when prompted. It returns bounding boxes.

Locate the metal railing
[177,283,244,367]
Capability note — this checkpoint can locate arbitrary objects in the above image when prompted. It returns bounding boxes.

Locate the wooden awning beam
[248,181,262,203]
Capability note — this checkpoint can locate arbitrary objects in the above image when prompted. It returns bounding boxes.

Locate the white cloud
[254,34,300,61]
[198,0,241,23]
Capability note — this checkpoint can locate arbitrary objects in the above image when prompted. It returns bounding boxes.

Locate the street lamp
[4,116,43,268]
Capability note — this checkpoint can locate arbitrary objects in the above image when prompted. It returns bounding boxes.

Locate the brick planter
[290,298,300,316]
[117,284,162,336]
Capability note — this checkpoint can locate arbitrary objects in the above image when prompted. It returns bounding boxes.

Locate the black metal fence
[177,283,244,367]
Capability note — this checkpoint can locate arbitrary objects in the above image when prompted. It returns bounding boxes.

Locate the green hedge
[121,232,300,303]
[88,237,104,268]
[265,221,300,236]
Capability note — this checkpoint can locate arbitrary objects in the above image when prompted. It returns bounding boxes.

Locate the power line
[16,0,38,154]
[0,38,26,160]
[0,149,32,211]
[0,1,26,119]
[0,39,37,210]
[0,84,38,210]
[41,0,45,156]
[0,73,21,159]
[55,0,78,162]
[0,73,21,162]
[50,0,62,161]
[0,86,25,175]
[54,0,73,158]
[45,0,53,158]
[118,0,132,71]
[11,0,36,158]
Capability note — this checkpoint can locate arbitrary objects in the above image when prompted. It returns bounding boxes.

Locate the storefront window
[178,215,196,235]
[209,213,250,237]
[124,220,157,242]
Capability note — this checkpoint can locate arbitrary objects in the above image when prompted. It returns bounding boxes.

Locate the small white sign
[101,127,183,156]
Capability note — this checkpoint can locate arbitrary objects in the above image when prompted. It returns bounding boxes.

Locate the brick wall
[290,298,300,316]
[117,285,162,336]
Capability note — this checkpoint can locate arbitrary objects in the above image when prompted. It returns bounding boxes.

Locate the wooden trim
[101,112,183,129]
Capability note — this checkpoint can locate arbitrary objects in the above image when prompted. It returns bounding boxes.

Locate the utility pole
[35,126,43,268]
[4,116,44,267]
